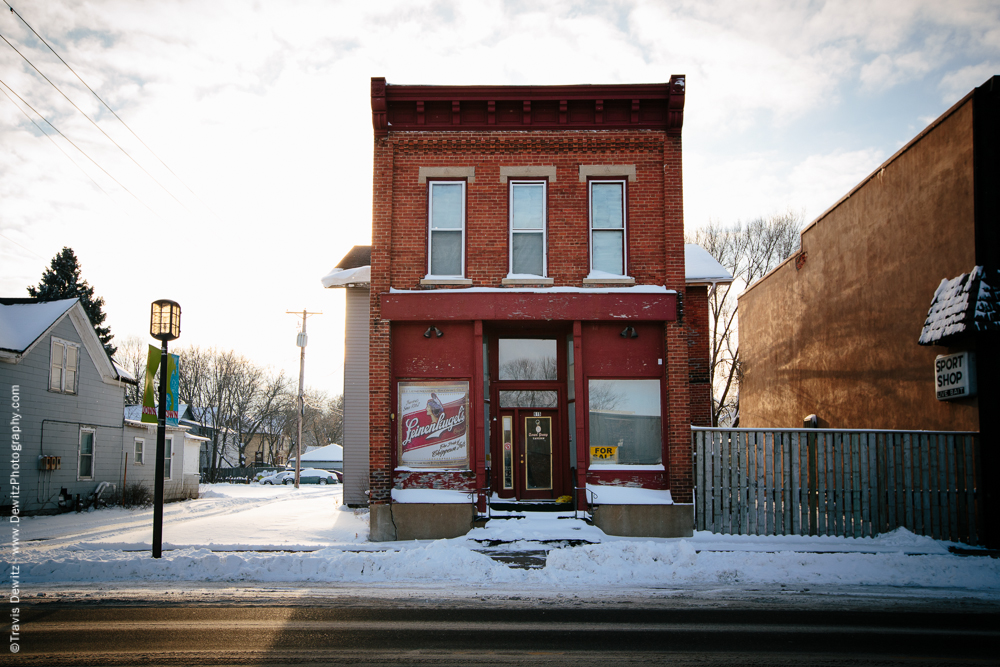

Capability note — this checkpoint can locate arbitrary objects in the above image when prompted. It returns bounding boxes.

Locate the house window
[588,379,661,465]
[79,428,95,479]
[509,181,546,276]
[49,338,80,394]
[164,437,173,480]
[428,181,465,277]
[589,180,627,276]
[134,438,144,465]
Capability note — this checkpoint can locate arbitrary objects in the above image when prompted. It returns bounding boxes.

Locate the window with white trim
[427,181,466,277]
[164,437,173,480]
[134,438,144,465]
[589,180,627,276]
[509,181,547,276]
[79,428,95,479]
[49,337,80,394]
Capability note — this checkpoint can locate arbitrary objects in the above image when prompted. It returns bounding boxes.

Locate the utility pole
[287,310,321,488]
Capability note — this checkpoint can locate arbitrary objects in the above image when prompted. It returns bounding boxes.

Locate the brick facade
[368,77,705,511]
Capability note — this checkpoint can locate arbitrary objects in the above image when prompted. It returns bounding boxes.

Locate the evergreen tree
[28,247,116,356]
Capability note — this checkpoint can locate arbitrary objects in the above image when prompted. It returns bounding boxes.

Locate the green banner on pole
[141,345,161,424]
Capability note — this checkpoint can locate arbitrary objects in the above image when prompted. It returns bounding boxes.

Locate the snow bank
[9,484,1000,593]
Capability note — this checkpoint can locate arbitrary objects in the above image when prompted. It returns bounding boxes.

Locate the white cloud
[939,61,1000,101]
[685,147,885,231]
[1,0,998,395]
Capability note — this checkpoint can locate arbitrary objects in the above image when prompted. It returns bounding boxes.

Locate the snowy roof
[0,298,77,353]
[335,245,372,270]
[321,265,371,288]
[918,266,1000,345]
[125,404,205,425]
[298,443,343,462]
[112,361,136,383]
[684,244,733,284]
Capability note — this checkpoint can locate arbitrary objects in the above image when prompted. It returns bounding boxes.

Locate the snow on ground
[7,484,999,595]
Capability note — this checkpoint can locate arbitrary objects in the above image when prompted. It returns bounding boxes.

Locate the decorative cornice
[371,76,685,138]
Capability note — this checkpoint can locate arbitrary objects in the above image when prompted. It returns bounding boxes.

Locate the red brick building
[350,76,721,540]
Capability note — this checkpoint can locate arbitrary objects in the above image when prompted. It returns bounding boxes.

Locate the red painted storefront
[366,76,709,539]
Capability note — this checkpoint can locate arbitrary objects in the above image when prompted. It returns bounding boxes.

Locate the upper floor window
[589,180,627,276]
[509,181,547,276]
[50,337,80,394]
[428,181,465,278]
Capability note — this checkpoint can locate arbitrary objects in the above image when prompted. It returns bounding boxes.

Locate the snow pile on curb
[8,484,999,591]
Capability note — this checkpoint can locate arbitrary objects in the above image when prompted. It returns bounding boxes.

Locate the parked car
[282,468,339,485]
[259,470,295,485]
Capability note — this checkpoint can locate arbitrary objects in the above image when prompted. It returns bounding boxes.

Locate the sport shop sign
[398,381,469,468]
[935,351,977,401]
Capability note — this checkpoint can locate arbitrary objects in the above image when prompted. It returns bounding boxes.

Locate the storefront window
[588,379,661,465]
[498,339,557,380]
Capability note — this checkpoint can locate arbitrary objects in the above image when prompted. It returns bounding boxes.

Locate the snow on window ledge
[420,277,473,286]
[585,484,673,505]
[501,274,554,286]
[391,488,475,504]
[588,464,665,471]
[583,270,635,285]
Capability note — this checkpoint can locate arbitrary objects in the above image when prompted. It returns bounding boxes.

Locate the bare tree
[257,390,294,466]
[687,210,803,426]
[112,335,148,406]
[232,369,291,467]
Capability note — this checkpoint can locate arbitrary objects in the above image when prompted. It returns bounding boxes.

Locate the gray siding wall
[343,287,370,506]
[123,424,199,502]
[1,317,127,514]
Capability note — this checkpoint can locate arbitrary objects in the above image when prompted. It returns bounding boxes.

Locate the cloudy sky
[1,0,997,396]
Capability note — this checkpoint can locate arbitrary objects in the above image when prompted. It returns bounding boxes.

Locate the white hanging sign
[935,351,976,401]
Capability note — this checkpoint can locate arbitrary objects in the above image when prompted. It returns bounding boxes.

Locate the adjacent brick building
[737,75,1000,546]
[330,76,726,540]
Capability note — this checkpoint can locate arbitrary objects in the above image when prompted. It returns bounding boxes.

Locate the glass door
[498,407,560,500]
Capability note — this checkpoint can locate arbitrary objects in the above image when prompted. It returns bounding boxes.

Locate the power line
[0,81,114,201]
[0,76,161,219]
[0,30,190,213]
[0,231,45,260]
[4,1,213,214]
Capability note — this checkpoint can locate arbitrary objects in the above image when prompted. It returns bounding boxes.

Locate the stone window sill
[581,277,636,286]
[420,278,473,286]
[501,277,554,286]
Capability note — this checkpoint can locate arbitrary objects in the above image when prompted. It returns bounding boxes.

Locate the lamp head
[150,300,181,342]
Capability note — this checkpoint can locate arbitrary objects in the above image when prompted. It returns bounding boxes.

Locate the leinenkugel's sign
[935,351,977,401]
[398,381,469,468]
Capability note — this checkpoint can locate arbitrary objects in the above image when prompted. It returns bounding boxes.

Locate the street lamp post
[149,299,181,559]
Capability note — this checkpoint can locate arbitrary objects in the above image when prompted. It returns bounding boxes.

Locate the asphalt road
[12,599,1000,666]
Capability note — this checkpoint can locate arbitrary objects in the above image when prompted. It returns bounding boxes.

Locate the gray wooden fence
[693,428,983,545]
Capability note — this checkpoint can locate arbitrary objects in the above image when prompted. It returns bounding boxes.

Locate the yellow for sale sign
[590,446,618,463]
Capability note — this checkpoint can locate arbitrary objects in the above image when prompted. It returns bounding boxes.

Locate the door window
[524,415,553,490]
